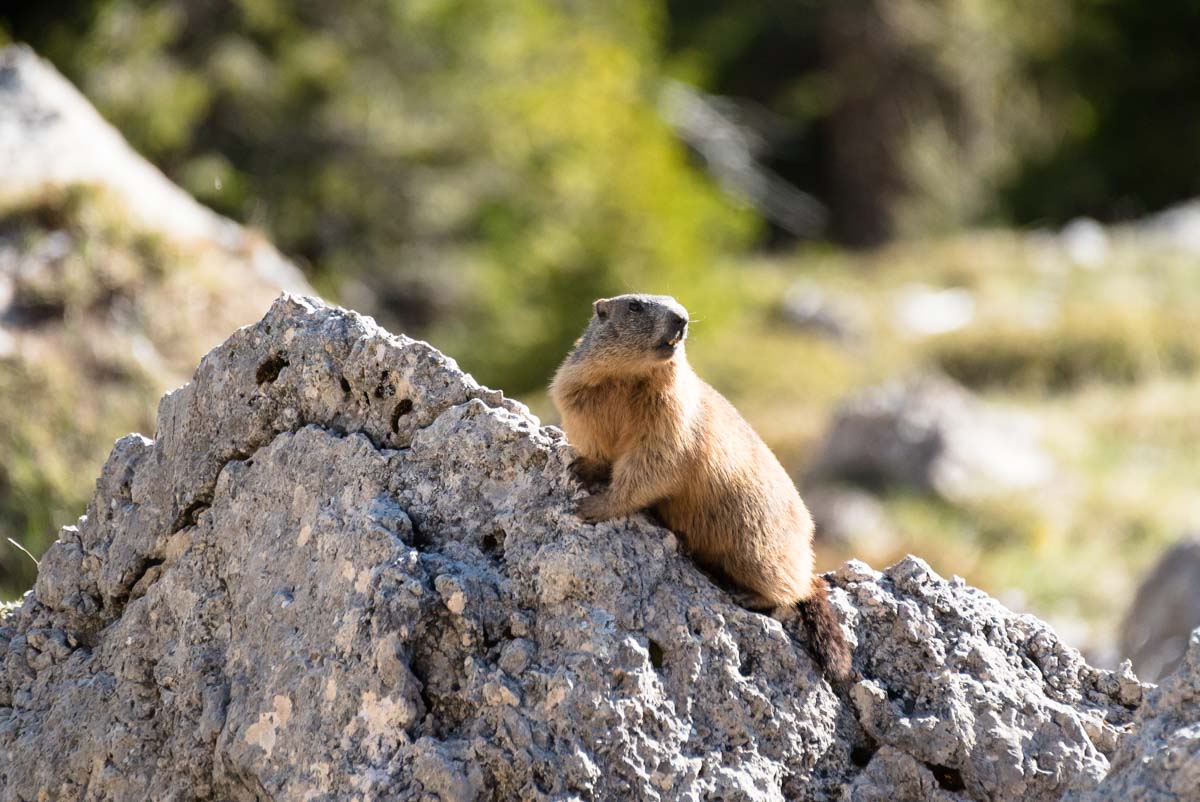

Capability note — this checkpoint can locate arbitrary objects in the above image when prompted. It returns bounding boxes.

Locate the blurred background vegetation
[2,0,1199,664]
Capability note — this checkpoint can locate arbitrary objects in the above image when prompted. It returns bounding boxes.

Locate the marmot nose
[669,311,688,329]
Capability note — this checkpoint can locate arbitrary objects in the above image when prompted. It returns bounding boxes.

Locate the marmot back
[550,293,852,682]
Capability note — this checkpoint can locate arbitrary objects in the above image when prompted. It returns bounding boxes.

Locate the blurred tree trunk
[822,0,910,247]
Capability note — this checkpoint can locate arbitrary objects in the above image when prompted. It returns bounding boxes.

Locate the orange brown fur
[551,294,852,680]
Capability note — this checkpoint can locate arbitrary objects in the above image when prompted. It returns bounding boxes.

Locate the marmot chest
[569,380,678,460]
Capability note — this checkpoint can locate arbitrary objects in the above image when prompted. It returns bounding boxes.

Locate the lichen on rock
[0,295,1181,801]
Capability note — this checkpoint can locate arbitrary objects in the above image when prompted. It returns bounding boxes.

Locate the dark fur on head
[566,294,690,375]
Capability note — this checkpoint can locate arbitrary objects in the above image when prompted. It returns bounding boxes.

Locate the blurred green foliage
[666,0,1055,244]
[1001,0,1200,222]
[667,0,1200,239]
[6,0,1199,391]
[2,0,751,393]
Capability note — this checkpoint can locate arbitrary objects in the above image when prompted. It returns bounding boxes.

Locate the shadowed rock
[0,296,1170,801]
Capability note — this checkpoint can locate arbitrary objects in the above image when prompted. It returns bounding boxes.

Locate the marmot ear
[593,299,610,320]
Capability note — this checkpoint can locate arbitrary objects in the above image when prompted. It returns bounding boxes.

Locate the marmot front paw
[570,456,612,489]
[575,493,613,523]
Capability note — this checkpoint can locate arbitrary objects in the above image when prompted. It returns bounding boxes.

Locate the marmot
[550,293,852,681]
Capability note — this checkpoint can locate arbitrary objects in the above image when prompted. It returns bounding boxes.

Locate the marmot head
[574,293,690,372]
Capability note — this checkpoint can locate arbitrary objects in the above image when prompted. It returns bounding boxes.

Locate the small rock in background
[779,281,864,344]
[893,284,975,337]
[809,374,1054,502]
[1118,534,1200,682]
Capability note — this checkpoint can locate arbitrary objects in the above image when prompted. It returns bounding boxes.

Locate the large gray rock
[1119,536,1200,682]
[0,296,1160,801]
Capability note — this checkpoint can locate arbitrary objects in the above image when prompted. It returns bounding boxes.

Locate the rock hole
[480,528,505,557]
[738,648,754,677]
[173,499,211,531]
[926,763,965,792]
[256,353,289,385]
[124,556,166,601]
[408,661,442,736]
[409,517,430,549]
[339,377,351,393]
[647,639,665,670]
[482,628,503,651]
[391,398,414,432]
[532,764,554,794]
[850,743,877,768]
[375,370,396,399]
[132,557,164,585]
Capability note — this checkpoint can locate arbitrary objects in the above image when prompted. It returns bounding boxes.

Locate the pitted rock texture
[0,296,1161,801]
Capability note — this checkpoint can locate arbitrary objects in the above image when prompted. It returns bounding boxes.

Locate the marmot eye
[628,300,645,313]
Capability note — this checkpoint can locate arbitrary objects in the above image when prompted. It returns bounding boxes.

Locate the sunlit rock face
[0,296,1172,802]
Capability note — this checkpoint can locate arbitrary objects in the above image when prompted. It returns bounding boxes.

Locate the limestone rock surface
[0,296,1168,801]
